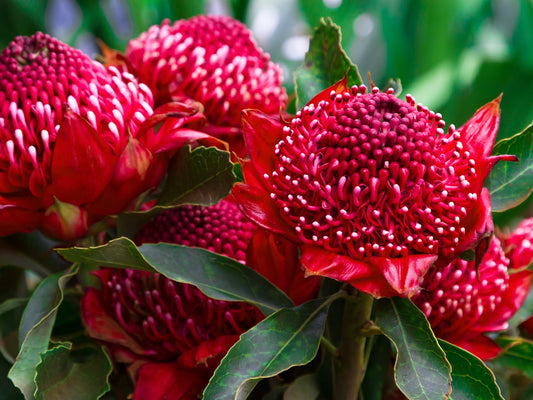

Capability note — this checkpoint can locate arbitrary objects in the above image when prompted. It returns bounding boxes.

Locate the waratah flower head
[233,77,516,298]
[123,15,288,155]
[412,236,532,359]
[0,32,204,240]
[501,217,533,271]
[499,217,533,336]
[82,198,319,399]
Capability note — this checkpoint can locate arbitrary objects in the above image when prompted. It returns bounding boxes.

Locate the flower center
[134,200,257,263]
[267,86,479,259]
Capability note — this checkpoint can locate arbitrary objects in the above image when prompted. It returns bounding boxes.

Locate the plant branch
[333,290,374,400]
[321,336,339,356]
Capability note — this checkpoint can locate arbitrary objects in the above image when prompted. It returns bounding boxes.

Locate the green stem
[321,336,338,356]
[334,290,374,400]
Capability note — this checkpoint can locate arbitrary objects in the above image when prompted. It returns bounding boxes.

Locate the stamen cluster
[413,237,511,341]
[135,199,257,262]
[97,268,262,361]
[268,86,480,259]
[125,15,287,126]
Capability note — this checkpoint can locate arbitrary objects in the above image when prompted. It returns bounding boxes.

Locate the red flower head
[0,32,207,241]
[123,15,288,156]
[500,218,533,336]
[501,217,533,271]
[81,198,319,400]
[233,77,516,298]
[412,236,533,360]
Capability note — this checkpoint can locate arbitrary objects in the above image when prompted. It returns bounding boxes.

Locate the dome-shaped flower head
[123,15,288,155]
[501,217,533,271]
[500,218,533,336]
[0,32,208,241]
[412,236,533,359]
[82,198,319,400]
[233,77,516,298]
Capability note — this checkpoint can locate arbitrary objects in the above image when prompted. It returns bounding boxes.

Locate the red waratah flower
[500,217,533,336]
[82,198,320,400]
[122,15,288,156]
[501,217,533,271]
[0,32,212,241]
[233,77,516,298]
[412,236,533,360]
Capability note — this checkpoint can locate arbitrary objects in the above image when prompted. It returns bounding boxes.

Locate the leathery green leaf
[492,337,533,380]
[57,237,293,315]
[439,340,503,400]
[203,297,333,400]
[8,268,77,400]
[35,344,112,400]
[488,122,533,212]
[118,145,237,237]
[375,297,452,400]
[294,18,362,109]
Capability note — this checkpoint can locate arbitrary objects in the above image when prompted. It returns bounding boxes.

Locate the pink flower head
[500,217,533,336]
[412,236,532,360]
[501,217,533,271]
[82,198,319,400]
[123,15,288,155]
[0,32,206,240]
[233,77,515,298]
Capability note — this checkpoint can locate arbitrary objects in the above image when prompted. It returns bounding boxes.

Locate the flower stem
[334,290,374,400]
[321,336,339,356]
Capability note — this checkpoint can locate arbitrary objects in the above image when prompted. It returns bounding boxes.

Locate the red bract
[233,77,515,298]
[123,15,288,156]
[412,236,532,360]
[82,198,319,400]
[0,32,207,241]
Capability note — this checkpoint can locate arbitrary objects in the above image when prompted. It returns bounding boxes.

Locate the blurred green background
[1,0,532,223]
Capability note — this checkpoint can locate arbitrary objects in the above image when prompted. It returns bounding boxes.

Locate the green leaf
[117,145,236,237]
[158,145,236,207]
[35,344,112,400]
[375,297,452,400]
[297,0,363,55]
[487,122,533,212]
[8,268,77,400]
[57,237,293,315]
[294,18,362,109]
[203,297,333,400]
[439,340,503,400]
[492,337,533,380]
